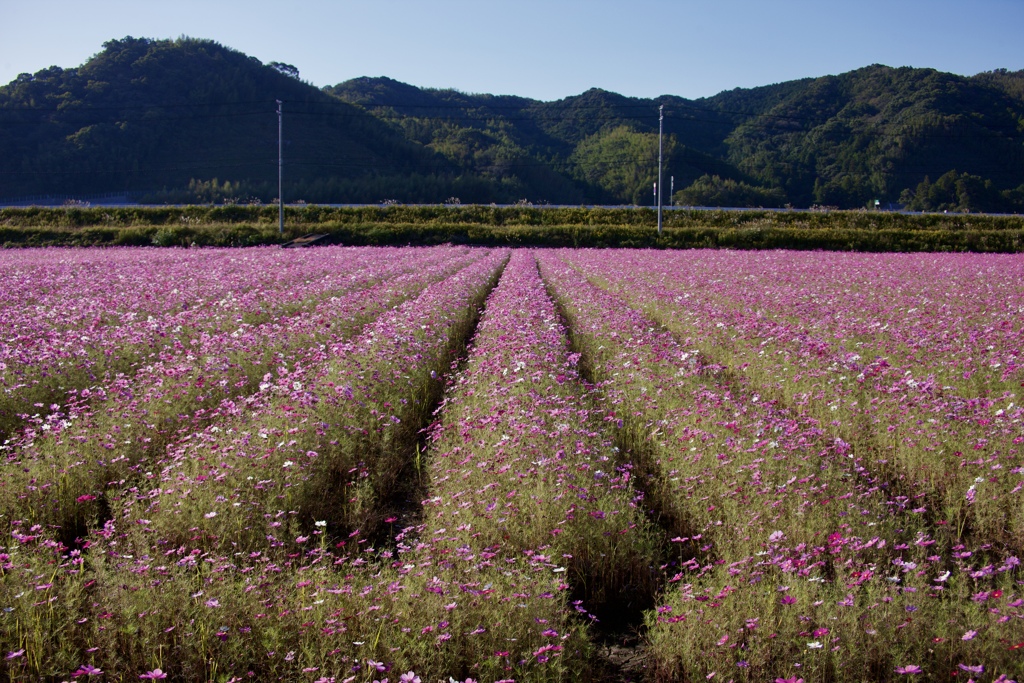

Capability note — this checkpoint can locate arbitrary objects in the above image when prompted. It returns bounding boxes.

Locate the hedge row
[3,205,1023,232]
[2,221,1022,252]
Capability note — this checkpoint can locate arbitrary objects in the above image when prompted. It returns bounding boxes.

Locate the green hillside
[330,66,1024,211]
[2,37,1023,211]
[0,38,508,204]
[710,65,1024,209]
[324,79,752,205]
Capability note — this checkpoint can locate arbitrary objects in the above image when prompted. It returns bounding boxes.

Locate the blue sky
[2,0,1022,101]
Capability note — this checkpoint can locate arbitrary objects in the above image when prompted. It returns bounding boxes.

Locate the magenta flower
[399,673,421,683]
[895,664,923,675]
[72,664,104,677]
[139,669,167,680]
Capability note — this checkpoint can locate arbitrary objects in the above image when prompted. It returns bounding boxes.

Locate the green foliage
[899,170,1024,213]
[184,178,244,204]
[267,61,299,79]
[674,174,787,208]
[569,126,664,204]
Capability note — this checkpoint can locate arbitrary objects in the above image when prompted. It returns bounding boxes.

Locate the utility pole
[670,175,674,206]
[277,100,283,235]
[657,104,664,235]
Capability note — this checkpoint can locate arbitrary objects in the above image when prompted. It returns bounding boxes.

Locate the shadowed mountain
[3,38,1023,210]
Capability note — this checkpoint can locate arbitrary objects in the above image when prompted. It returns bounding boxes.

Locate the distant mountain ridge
[2,37,1023,211]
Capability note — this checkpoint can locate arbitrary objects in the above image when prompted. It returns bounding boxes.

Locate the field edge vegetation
[1,206,1023,251]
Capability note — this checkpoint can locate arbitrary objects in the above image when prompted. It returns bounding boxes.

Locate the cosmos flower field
[0,245,1022,682]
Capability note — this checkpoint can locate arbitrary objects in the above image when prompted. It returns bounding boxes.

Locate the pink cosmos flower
[140,669,167,680]
[72,664,104,677]
[895,665,923,675]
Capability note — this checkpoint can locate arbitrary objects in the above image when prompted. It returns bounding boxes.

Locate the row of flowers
[3,247,1022,681]
[1,247,487,542]
[0,247,467,442]
[2,246,526,681]
[562,249,1024,555]
[419,250,659,619]
[537,250,1023,682]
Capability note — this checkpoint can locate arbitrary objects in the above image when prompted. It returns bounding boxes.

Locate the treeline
[900,169,1024,213]
[138,173,521,206]
[674,175,788,208]
[2,206,1021,252]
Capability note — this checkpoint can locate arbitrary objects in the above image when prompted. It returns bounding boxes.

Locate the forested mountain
[705,66,1024,210]
[2,37,1023,211]
[329,67,1024,211]
[325,78,751,205]
[0,37,509,204]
